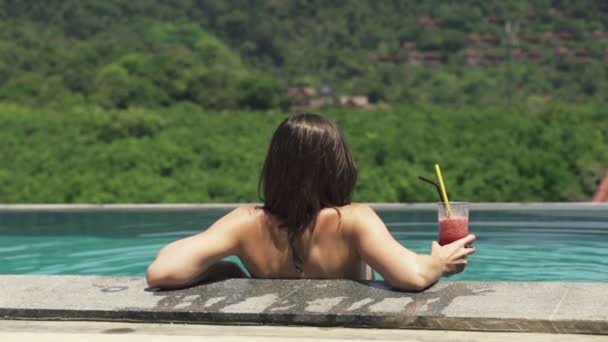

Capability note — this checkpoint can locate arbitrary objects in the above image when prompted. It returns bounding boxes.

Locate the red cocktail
[439,216,469,245]
[437,202,469,245]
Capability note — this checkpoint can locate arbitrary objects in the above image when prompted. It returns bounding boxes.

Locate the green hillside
[1,103,605,203]
[1,0,607,108]
[0,1,286,110]
[0,1,607,203]
[202,0,608,106]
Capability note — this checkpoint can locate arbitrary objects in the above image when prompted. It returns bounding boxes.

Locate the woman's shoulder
[234,203,376,219]
[230,204,286,230]
[330,203,377,217]
[319,203,379,230]
[214,205,266,231]
[229,203,380,232]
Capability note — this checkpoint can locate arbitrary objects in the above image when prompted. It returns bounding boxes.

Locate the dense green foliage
[1,0,607,108]
[0,1,287,110]
[200,0,608,106]
[1,103,605,203]
[1,1,607,203]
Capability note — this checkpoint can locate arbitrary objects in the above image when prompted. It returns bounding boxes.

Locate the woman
[146,113,475,291]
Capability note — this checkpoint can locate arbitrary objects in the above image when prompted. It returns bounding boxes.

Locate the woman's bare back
[146,204,474,290]
[238,206,370,279]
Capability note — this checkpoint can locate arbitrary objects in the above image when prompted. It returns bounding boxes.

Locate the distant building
[559,31,573,41]
[484,15,503,24]
[593,30,605,39]
[287,87,377,111]
[466,33,482,47]
[510,48,525,59]
[482,33,499,45]
[407,50,423,65]
[464,49,482,65]
[525,8,538,21]
[367,53,395,62]
[527,50,545,64]
[555,47,570,58]
[401,41,415,50]
[339,96,374,110]
[423,51,441,65]
[521,32,539,43]
[287,86,318,107]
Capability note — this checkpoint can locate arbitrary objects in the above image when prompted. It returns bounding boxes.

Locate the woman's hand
[431,234,476,276]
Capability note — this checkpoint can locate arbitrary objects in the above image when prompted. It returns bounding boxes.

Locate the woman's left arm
[146,206,252,289]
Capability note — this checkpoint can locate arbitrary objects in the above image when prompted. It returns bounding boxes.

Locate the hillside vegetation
[0,1,607,203]
[1,103,605,203]
[1,0,607,108]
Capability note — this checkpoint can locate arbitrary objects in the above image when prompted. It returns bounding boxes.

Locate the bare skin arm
[350,204,476,291]
[146,206,250,289]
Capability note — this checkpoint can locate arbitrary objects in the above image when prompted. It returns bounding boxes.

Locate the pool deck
[0,275,606,335]
[1,320,606,341]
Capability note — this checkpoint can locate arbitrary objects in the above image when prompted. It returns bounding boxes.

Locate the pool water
[1,208,607,282]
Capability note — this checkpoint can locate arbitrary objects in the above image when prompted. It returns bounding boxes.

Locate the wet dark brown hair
[259,113,357,272]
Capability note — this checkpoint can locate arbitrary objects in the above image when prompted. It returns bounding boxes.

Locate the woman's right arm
[349,204,476,291]
[146,206,252,289]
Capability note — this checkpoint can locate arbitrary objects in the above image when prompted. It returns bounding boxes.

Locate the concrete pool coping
[1,202,608,211]
[0,276,606,335]
[2,320,607,341]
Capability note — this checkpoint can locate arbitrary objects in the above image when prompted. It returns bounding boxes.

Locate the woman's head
[259,113,357,271]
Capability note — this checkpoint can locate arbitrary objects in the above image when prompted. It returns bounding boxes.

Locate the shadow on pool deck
[151,280,494,318]
[0,275,606,335]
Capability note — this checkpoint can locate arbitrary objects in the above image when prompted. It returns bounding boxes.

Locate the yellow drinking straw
[435,164,452,217]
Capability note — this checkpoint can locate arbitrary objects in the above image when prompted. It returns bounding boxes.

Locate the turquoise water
[1,208,607,281]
